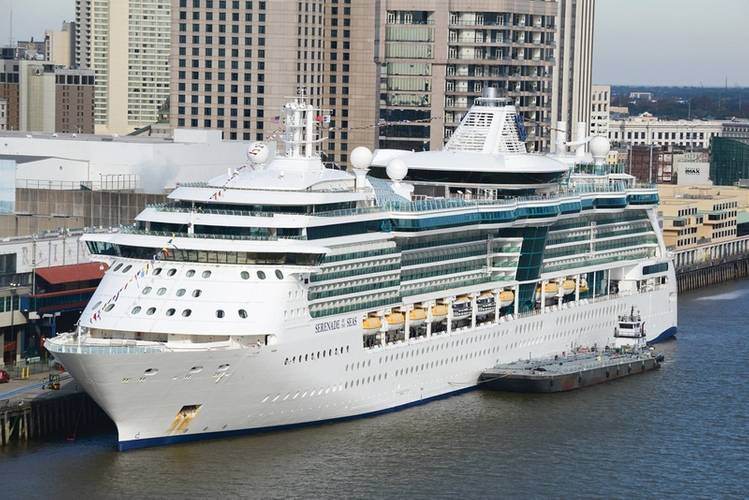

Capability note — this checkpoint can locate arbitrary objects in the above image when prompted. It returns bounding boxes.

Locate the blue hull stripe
[119,325,678,451]
[648,326,677,344]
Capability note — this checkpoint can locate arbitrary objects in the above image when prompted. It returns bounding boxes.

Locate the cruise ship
[45,90,677,450]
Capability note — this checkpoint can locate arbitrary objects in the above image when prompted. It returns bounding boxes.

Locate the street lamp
[8,282,19,364]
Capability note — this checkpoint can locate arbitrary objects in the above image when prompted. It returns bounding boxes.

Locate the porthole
[92,301,102,310]
[176,289,186,297]
[240,271,250,280]
[275,270,283,280]
[216,309,225,319]
[186,269,195,277]
[202,270,212,278]
[131,306,142,314]
[166,308,175,316]
[104,303,115,312]
[257,270,266,280]
[112,263,123,272]
[182,309,192,317]
[157,287,167,296]
[238,309,248,318]
[146,307,156,315]
[192,289,202,298]
[167,268,177,277]
[122,264,132,273]
[153,267,162,276]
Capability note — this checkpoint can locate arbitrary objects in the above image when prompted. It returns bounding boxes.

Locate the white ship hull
[53,286,675,450]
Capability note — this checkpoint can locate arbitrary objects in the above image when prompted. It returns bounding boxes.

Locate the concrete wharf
[0,374,112,447]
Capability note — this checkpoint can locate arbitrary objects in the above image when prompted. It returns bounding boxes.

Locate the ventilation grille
[498,111,526,153]
[445,111,494,152]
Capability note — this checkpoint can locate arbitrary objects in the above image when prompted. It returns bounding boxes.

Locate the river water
[1,281,747,499]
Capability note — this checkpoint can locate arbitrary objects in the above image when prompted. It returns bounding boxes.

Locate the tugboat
[614,307,647,348]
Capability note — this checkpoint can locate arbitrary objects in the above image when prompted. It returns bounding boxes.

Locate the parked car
[0,368,9,383]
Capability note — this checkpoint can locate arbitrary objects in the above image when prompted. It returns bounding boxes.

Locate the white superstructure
[46,90,677,450]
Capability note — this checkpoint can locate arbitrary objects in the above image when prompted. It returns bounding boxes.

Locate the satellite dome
[350,146,373,170]
[386,158,408,182]
[247,142,271,164]
[589,136,611,163]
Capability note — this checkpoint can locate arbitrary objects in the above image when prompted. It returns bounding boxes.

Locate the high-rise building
[170,0,377,165]
[172,0,594,159]
[590,84,610,137]
[377,0,595,153]
[0,60,18,130]
[0,60,95,133]
[552,0,595,142]
[45,21,77,68]
[0,98,7,131]
[76,0,171,134]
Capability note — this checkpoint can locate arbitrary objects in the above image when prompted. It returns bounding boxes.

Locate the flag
[514,114,528,142]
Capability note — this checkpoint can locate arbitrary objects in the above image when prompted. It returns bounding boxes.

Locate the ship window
[202,270,212,278]
[257,270,266,280]
[192,289,202,297]
[241,271,250,280]
[166,308,176,316]
[153,267,162,276]
[131,306,142,314]
[146,307,156,315]
[142,287,152,295]
[104,303,115,312]
[167,268,177,277]
[157,287,167,296]
[216,309,225,318]
[186,269,196,277]
[122,265,132,273]
[176,288,186,297]
[113,263,123,272]
[238,309,248,318]
[275,270,284,279]
[92,301,102,310]
[182,309,192,317]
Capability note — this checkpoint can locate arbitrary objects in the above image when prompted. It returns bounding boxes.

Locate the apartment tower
[76,0,171,135]
[552,0,595,144]
[172,0,594,160]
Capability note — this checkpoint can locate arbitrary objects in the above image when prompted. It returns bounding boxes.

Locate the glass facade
[710,137,749,186]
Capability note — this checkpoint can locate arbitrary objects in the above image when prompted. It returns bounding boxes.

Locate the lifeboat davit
[431,304,448,321]
[476,292,495,316]
[452,295,472,319]
[562,279,576,295]
[409,307,426,326]
[385,311,405,330]
[362,316,381,335]
[499,290,514,307]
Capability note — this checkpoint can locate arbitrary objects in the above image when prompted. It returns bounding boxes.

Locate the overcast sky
[0,0,747,87]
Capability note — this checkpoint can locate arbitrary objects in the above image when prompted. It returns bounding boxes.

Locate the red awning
[35,262,108,285]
